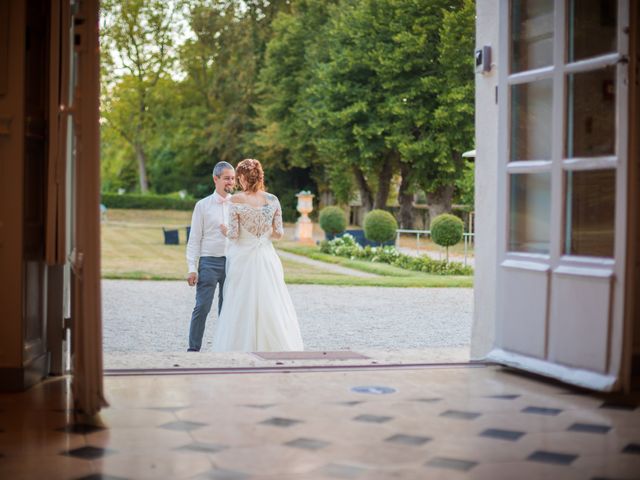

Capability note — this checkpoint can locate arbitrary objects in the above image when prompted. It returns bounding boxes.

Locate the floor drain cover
[253,351,370,361]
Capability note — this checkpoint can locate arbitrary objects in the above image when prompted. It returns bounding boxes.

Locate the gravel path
[103,280,473,353]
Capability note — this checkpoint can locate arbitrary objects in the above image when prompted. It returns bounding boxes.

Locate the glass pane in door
[511,79,553,161]
[511,0,554,72]
[565,169,615,257]
[509,172,551,254]
[566,66,616,157]
[568,0,617,62]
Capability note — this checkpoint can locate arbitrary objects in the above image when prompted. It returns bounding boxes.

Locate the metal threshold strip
[104,361,490,376]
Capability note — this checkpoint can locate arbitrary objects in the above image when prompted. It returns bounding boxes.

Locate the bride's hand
[220,223,228,236]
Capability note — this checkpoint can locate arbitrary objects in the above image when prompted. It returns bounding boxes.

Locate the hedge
[101,193,197,211]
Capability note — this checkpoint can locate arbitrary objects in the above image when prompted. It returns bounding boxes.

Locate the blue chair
[186,226,191,242]
[162,227,179,245]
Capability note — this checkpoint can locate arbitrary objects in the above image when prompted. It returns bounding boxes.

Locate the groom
[185,161,236,351]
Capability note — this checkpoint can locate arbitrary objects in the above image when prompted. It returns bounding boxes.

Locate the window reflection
[565,169,615,257]
[511,79,553,161]
[568,0,617,63]
[511,0,554,73]
[509,173,551,254]
[566,67,616,157]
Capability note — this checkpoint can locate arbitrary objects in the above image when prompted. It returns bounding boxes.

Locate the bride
[213,158,304,352]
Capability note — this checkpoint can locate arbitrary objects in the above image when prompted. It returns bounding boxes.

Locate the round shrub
[319,206,347,236]
[363,209,398,244]
[430,214,464,247]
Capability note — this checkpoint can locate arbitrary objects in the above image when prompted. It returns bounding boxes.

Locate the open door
[488,0,633,391]
[66,0,107,415]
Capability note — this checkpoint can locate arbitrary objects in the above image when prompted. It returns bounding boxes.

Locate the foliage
[100,0,476,216]
[101,193,196,211]
[363,209,398,244]
[319,234,472,276]
[431,214,464,247]
[319,206,347,236]
[430,213,464,262]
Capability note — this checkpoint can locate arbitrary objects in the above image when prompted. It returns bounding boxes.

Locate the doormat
[253,351,370,361]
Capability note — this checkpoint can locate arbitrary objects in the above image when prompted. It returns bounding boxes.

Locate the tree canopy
[100,0,476,222]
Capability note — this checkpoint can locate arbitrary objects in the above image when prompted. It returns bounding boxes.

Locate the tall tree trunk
[135,142,149,193]
[374,154,394,209]
[398,161,414,229]
[353,166,373,213]
[426,184,454,226]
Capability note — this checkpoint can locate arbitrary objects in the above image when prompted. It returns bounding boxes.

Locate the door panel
[501,263,549,358]
[549,270,613,372]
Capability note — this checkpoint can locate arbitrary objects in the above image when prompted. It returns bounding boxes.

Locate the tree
[422,0,475,220]
[100,0,183,193]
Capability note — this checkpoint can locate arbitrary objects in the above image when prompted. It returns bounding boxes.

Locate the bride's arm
[223,204,240,240]
[271,196,284,240]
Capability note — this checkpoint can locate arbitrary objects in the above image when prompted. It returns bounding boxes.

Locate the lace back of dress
[237,204,276,237]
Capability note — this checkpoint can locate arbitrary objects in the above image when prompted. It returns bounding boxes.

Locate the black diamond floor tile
[479,428,525,441]
[353,414,393,423]
[146,406,189,412]
[522,406,563,416]
[385,433,432,446]
[175,442,228,454]
[336,401,365,406]
[259,417,302,427]
[317,463,366,479]
[599,401,638,411]
[62,446,116,460]
[243,404,276,409]
[412,397,442,403]
[58,423,106,435]
[486,394,521,400]
[439,410,481,420]
[284,437,331,450]
[622,443,640,454]
[567,423,611,434]
[426,456,478,471]
[159,420,207,431]
[527,450,578,465]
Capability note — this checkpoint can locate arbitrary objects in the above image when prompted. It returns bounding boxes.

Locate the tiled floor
[1,364,639,479]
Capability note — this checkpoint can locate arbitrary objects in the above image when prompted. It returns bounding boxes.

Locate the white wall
[470,0,500,359]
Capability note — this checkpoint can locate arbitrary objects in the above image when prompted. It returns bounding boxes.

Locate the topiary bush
[319,206,347,237]
[430,213,464,262]
[363,209,398,245]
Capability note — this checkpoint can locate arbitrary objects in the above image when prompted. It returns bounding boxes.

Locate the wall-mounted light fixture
[475,45,492,74]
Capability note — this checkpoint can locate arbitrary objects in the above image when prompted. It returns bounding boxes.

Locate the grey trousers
[188,256,226,351]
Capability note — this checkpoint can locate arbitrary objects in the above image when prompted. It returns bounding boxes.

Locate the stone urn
[295,191,315,242]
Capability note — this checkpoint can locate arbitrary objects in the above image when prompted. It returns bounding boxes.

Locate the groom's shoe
[187,348,199,352]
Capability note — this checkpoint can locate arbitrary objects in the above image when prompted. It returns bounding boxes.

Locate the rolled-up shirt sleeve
[186,202,203,273]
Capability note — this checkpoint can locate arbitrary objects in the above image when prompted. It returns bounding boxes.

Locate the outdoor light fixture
[475,45,492,74]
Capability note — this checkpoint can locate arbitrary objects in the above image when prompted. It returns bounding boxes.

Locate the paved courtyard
[103,280,473,353]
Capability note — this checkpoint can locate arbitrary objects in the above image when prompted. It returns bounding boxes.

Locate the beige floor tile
[95,450,212,479]
[210,444,326,476]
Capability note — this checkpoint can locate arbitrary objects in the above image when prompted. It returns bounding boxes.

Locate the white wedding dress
[212,193,304,352]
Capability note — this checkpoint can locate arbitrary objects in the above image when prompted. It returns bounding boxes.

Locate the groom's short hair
[213,161,234,178]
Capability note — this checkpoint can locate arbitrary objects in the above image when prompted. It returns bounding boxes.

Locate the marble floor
[0,364,639,479]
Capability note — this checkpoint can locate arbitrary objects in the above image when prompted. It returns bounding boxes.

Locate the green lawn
[101,209,473,287]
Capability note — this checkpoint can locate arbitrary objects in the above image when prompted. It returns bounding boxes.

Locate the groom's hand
[187,272,198,286]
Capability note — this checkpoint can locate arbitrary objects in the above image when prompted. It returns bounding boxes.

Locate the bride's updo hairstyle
[236,158,265,193]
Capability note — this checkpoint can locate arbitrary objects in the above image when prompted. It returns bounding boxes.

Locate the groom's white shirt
[186,191,230,273]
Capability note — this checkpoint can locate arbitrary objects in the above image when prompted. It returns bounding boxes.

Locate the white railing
[395,229,475,266]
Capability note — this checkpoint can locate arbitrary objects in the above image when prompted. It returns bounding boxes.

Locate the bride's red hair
[236,158,265,193]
